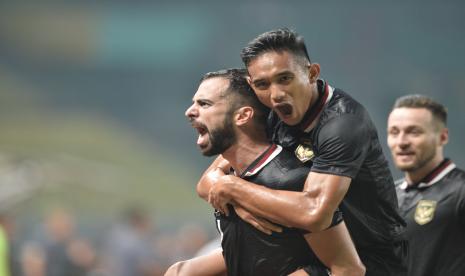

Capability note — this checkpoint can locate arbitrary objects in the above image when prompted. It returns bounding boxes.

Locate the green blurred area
[0,71,209,229]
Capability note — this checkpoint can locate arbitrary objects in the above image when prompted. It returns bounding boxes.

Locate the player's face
[185,77,236,156]
[387,107,443,172]
[247,51,314,126]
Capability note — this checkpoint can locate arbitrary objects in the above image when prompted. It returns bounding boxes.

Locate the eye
[388,128,399,136]
[253,81,269,90]
[278,75,293,83]
[198,100,211,107]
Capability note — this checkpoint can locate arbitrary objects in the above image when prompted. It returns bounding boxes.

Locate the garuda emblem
[295,144,314,163]
[414,200,437,225]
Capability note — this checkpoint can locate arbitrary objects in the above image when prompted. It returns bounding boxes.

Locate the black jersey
[396,159,465,276]
[216,144,334,276]
[267,80,407,276]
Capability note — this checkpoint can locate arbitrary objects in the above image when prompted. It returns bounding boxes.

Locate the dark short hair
[393,94,447,126]
[240,28,311,67]
[200,68,270,125]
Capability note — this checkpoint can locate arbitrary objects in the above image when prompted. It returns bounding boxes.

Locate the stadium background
[0,0,464,274]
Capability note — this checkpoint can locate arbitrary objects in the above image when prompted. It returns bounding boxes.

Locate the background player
[387,94,465,276]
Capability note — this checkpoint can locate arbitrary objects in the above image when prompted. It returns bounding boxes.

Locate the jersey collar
[298,79,334,133]
[399,158,456,190]
[240,144,282,178]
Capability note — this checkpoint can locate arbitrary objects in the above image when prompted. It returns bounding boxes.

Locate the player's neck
[307,82,320,111]
[222,138,271,176]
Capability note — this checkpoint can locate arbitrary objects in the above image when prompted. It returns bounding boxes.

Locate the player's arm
[209,115,368,232]
[210,178,366,276]
[164,248,226,276]
[209,171,350,232]
[302,221,365,276]
[196,155,230,200]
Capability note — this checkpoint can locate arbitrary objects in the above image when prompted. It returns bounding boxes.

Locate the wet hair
[200,68,270,126]
[240,28,311,67]
[393,94,447,127]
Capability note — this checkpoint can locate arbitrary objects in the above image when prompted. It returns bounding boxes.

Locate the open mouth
[274,103,293,117]
[192,122,209,147]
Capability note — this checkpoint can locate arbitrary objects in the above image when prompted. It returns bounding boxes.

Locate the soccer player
[387,94,465,276]
[165,68,364,276]
[200,28,407,275]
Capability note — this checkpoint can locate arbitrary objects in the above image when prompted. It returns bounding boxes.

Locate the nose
[396,133,411,149]
[185,104,198,119]
[270,85,286,103]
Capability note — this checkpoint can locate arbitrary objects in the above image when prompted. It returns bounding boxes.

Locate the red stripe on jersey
[247,144,278,175]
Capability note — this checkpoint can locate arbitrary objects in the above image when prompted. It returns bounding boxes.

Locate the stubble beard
[398,147,437,173]
[202,115,237,157]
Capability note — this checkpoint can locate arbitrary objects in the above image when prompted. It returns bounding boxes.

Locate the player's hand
[208,176,233,215]
[234,205,282,235]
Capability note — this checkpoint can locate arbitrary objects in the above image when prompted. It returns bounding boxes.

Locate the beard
[202,115,237,157]
[397,146,437,172]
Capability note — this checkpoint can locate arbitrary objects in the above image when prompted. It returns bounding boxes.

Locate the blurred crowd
[0,207,216,276]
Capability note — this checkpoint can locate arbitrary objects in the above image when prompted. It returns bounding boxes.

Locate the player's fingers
[208,192,220,211]
[251,220,272,235]
[221,203,229,216]
[233,206,277,234]
[256,217,283,233]
[212,200,221,212]
[208,192,212,204]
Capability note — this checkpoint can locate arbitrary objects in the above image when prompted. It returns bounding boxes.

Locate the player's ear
[439,127,449,146]
[235,106,254,126]
[246,75,252,86]
[308,63,320,84]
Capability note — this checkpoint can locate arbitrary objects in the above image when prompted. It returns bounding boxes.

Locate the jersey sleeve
[311,114,370,179]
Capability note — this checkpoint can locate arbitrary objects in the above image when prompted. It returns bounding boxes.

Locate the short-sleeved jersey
[267,80,407,276]
[396,159,465,276]
[217,144,335,276]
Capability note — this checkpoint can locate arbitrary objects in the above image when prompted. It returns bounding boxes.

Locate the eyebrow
[388,125,423,131]
[195,98,213,104]
[250,77,266,85]
[276,71,293,77]
[251,70,293,83]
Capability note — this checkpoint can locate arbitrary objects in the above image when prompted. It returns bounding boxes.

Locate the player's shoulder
[442,167,465,201]
[446,167,465,186]
[449,166,465,177]
[328,88,365,113]
[320,88,371,128]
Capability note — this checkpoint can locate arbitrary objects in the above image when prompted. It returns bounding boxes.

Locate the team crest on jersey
[414,200,437,225]
[295,144,314,163]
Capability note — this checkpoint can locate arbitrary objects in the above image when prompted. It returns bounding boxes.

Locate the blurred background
[0,0,464,275]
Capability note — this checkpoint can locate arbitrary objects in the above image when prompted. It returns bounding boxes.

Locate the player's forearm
[226,177,333,231]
